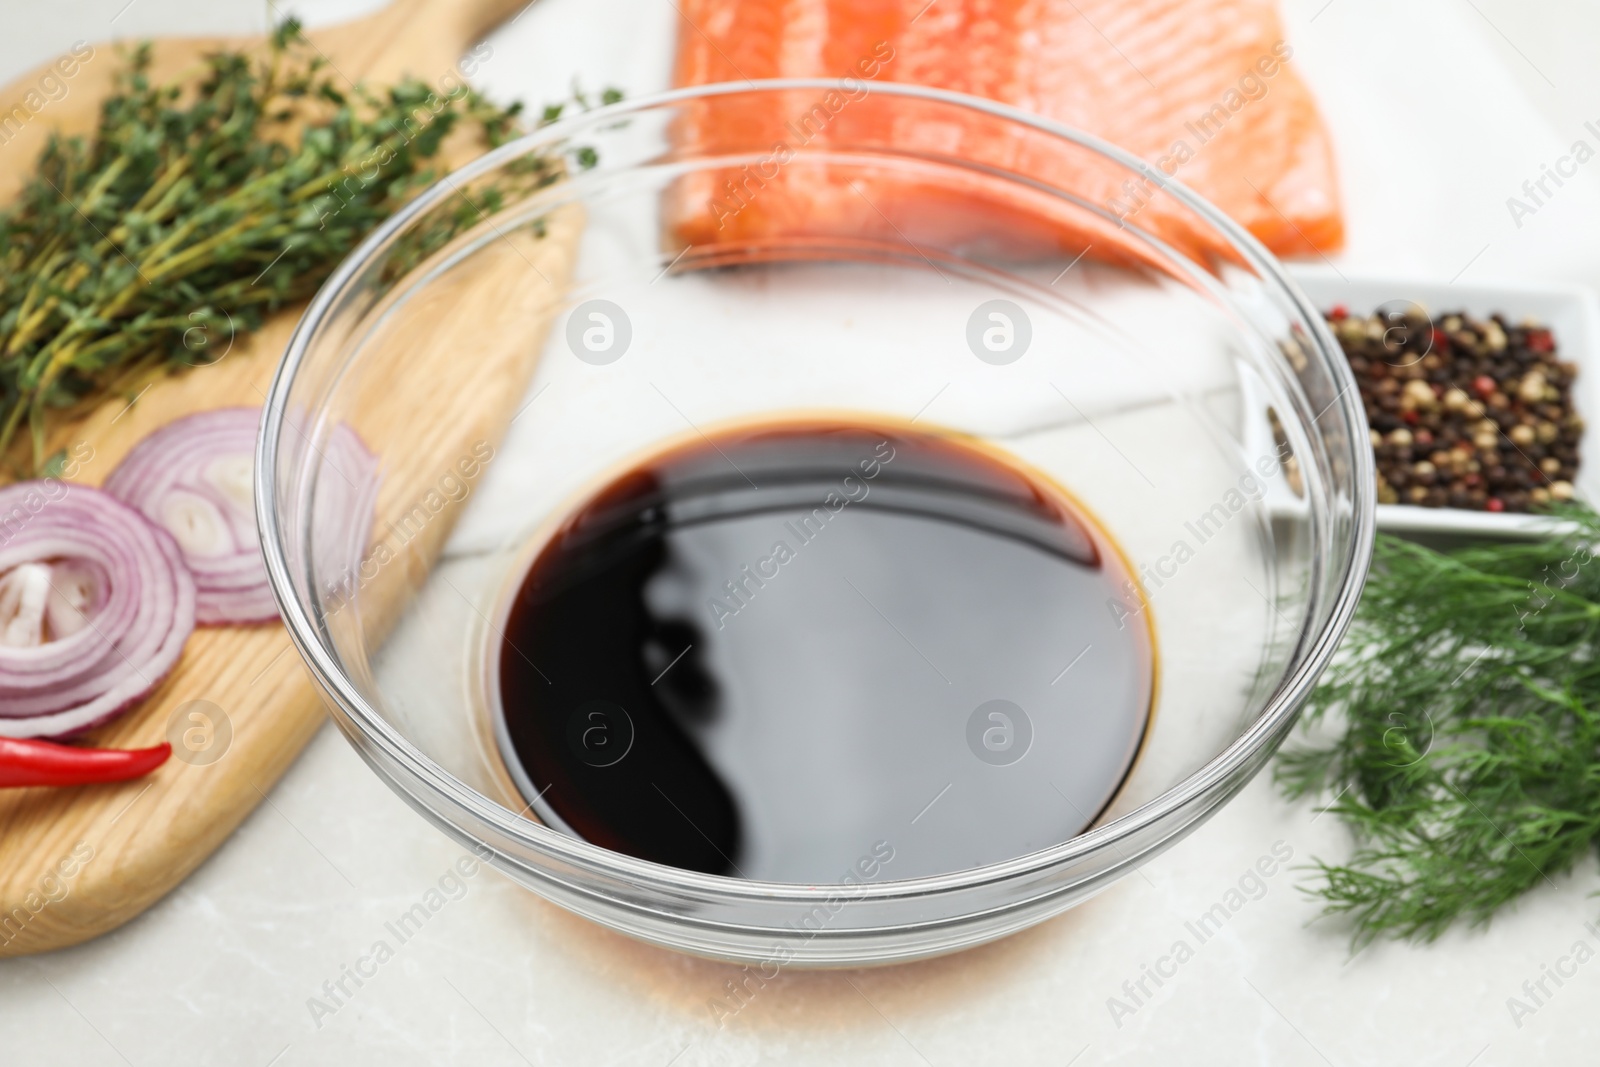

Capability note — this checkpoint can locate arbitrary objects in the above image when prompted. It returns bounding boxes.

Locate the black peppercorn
[1327,307,1580,513]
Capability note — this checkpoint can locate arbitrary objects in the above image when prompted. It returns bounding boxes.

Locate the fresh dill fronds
[1278,506,1600,945]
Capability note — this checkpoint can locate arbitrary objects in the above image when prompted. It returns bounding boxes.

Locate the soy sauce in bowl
[489,418,1155,883]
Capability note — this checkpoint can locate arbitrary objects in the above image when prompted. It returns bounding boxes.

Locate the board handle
[362,0,535,55]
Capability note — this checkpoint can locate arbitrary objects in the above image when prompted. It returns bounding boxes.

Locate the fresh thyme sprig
[1278,506,1600,945]
[0,20,608,475]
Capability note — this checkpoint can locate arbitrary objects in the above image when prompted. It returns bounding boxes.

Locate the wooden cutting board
[0,0,578,957]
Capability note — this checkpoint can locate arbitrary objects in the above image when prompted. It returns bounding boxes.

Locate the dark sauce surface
[493,419,1154,883]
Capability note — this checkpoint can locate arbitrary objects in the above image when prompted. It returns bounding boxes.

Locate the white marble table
[6,1,1600,1063]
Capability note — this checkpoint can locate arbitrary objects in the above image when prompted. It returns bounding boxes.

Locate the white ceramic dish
[1288,267,1600,538]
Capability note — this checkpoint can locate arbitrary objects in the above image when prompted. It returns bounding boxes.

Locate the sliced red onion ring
[104,407,275,625]
[0,484,196,739]
[106,407,383,624]
[312,423,383,602]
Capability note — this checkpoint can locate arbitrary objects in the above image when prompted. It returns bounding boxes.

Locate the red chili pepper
[0,737,171,788]
[1329,304,1348,321]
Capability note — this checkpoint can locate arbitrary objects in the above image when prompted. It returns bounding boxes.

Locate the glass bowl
[258,81,1373,966]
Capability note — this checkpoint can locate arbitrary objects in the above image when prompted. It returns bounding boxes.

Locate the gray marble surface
[5,1,1600,1064]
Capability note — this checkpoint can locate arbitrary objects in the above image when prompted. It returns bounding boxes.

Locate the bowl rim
[256,78,1376,907]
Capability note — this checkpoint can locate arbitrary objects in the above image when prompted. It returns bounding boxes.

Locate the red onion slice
[0,484,196,739]
[105,407,275,625]
[0,564,51,647]
[106,408,382,625]
[312,423,383,603]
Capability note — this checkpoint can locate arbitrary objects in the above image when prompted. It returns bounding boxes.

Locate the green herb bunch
[1279,508,1600,945]
[0,19,553,472]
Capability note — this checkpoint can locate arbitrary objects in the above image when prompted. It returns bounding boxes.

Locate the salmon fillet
[668,0,1343,265]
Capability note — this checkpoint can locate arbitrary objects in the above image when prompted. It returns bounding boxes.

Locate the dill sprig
[0,19,604,475]
[1278,506,1600,945]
